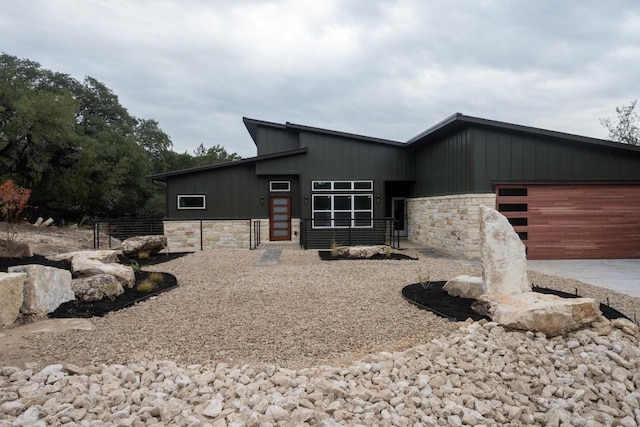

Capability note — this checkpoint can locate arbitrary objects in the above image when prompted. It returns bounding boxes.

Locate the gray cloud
[1,0,639,157]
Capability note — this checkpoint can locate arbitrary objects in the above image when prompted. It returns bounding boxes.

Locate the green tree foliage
[0,53,241,221]
[600,100,640,145]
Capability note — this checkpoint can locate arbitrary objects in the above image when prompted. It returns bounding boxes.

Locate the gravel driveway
[20,249,640,370]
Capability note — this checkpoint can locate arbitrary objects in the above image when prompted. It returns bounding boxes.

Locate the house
[150,113,640,260]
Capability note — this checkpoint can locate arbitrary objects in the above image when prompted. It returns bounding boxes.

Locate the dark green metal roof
[242,117,404,147]
[149,148,308,181]
[407,113,640,153]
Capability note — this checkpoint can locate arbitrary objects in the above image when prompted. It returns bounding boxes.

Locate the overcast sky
[1,1,639,158]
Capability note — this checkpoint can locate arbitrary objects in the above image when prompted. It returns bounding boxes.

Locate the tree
[192,143,241,167]
[600,100,640,145]
[0,53,242,221]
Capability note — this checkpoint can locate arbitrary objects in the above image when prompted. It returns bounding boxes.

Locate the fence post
[200,219,203,251]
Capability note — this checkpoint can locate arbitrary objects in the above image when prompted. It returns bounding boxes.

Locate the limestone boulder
[47,250,120,264]
[122,235,167,257]
[72,274,125,302]
[443,275,485,299]
[72,257,136,288]
[336,245,387,258]
[480,205,531,295]
[472,292,601,337]
[7,265,74,315]
[0,272,27,327]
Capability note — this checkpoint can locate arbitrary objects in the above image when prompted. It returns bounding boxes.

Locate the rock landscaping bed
[1,246,640,426]
[50,271,178,318]
[402,281,632,322]
[318,250,418,261]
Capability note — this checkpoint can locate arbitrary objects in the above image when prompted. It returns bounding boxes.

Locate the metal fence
[93,218,164,249]
[300,218,400,249]
[250,219,261,249]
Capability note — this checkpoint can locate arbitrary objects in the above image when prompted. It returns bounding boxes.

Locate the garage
[496,184,640,259]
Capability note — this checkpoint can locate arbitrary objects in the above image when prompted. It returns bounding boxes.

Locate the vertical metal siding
[166,164,269,219]
[413,129,472,196]
[471,127,640,191]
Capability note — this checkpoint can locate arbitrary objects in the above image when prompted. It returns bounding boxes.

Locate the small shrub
[148,272,164,283]
[330,239,339,257]
[0,179,31,257]
[137,251,150,260]
[136,280,156,293]
[385,245,392,257]
[416,267,431,289]
[129,260,141,272]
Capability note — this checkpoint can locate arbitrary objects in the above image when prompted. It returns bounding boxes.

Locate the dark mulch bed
[120,252,191,266]
[1,252,187,318]
[319,250,418,261]
[50,271,178,318]
[402,281,631,322]
[0,254,71,272]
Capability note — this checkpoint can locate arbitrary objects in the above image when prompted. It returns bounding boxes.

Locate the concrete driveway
[527,259,640,297]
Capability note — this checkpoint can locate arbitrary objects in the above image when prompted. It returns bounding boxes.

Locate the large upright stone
[7,265,74,315]
[0,272,26,327]
[480,205,531,295]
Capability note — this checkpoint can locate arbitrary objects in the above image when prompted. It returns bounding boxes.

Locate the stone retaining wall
[163,219,301,252]
[407,193,496,259]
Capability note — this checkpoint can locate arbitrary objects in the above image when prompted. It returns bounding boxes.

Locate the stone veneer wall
[407,193,496,259]
[163,219,301,252]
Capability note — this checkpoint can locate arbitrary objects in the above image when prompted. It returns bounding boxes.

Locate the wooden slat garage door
[496,184,640,259]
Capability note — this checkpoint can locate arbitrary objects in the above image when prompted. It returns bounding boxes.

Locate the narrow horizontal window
[498,188,527,197]
[177,195,206,210]
[498,203,527,212]
[270,181,290,192]
[508,217,528,226]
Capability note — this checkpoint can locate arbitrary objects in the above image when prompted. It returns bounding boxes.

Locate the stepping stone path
[254,249,282,267]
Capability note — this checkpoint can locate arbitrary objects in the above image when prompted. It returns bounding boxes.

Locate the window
[312,180,373,191]
[311,180,373,228]
[177,195,206,209]
[270,181,290,192]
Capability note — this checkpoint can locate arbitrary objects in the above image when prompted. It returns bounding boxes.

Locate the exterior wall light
[376,193,381,204]
[304,194,309,205]
[260,194,265,206]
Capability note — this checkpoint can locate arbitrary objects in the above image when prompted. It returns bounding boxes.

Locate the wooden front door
[269,196,291,241]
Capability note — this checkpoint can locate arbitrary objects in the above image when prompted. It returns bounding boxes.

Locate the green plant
[136,280,156,293]
[385,245,392,258]
[137,251,150,260]
[129,260,141,272]
[330,238,339,257]
[148,272,164,283]
[416,267,431,289]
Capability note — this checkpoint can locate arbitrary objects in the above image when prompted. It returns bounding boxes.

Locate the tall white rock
[480,205,531,295]
[8,265,74,315]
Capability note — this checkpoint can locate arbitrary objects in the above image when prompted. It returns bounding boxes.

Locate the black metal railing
[93,218,164,249]
[95,218,263,250]
[300,218,399,249]
[250,219,261,249]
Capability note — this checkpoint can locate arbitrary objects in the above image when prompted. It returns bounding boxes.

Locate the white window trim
[270,181,291,192]
[177,194,206,210]
[311,194,373,229]
[312,180,373,192]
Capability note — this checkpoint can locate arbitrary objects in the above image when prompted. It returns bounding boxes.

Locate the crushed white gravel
[18,248,640,371]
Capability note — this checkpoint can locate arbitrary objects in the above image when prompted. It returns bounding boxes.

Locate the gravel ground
[10,249,640,371]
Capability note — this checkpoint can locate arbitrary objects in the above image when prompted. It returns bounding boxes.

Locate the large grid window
[312,180,373,228]
[177,195,206,210]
